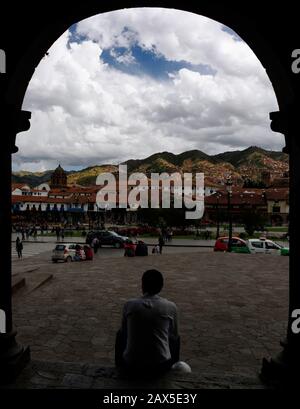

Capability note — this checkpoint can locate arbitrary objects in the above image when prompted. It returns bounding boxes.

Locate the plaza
[9,244,289,387]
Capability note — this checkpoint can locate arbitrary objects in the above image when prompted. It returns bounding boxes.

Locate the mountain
[124,149,219,173]
[213,146,288,167]
[12,170,54,186]
[67,165,119,186]
[12,146,289,187]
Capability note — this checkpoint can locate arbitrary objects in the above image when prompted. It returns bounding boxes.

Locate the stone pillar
[261,107,300,383]
[0,107,31,383]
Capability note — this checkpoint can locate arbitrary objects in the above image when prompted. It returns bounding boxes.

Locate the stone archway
[1,1,299,384]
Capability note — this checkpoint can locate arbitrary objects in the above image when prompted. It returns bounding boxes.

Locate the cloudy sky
[14,8,283,172]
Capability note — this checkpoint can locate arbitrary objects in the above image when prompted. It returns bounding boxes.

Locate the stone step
[3,359,268,389]
[11,275,26,294]
[12,272,53,296]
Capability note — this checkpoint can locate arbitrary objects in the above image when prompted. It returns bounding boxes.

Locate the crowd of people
[160,227,173,242]
[73,244,94,261]
[13,224,39,240]
[14,223,176,264]
[123,233,167,257]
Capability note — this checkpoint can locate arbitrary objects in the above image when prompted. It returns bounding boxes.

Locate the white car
[247,238,287,255]
[52,243,86,262]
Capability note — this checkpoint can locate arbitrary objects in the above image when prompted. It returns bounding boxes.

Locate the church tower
[50,164,67,188]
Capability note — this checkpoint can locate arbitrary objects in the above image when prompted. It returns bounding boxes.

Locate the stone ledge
[12,275,26,294]
[1,360,268,389]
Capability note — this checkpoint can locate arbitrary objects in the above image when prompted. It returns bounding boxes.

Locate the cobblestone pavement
[11,242,55,261]
[12,250,289,378]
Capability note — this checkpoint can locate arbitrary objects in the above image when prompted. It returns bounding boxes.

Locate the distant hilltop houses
[12,162,289,226]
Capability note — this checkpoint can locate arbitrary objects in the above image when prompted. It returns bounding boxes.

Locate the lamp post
[86,198,91,229]
[96,204,100,229]
[225,177,233,252]
[216,193,221,239]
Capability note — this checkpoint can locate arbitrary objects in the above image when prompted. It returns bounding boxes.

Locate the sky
[14,8,283,172]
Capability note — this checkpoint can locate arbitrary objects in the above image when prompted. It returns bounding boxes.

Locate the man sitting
[115,269,180,377]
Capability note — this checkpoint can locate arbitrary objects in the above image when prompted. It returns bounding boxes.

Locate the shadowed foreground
[10,251,288,388]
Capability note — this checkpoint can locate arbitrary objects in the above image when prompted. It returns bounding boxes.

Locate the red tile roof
[12,183,30,190]
[265,188,289,201]
[204,187,289,206]
[12,195,67,204]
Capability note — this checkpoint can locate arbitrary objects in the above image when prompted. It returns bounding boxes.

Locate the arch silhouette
[4,3,294,126]
[1,1,299,384]
[0,309,6,334]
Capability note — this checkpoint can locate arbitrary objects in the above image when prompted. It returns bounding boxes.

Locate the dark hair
[142,269,164,295]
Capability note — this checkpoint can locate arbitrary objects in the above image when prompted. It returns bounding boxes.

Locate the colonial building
[203,187,289,226]
[11,172,289,227]
[265,188,289,225]
[204,188,268,224]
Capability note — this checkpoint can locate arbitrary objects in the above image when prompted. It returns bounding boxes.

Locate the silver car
[247,238,288,255]
[52,243,77,262]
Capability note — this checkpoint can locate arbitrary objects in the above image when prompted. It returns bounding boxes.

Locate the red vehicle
[214,236,249,252]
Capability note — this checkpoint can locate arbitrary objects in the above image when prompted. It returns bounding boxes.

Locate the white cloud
[109,48,137,65]
[14,8,282,172]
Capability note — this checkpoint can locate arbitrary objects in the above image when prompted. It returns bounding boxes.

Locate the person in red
[124,239,136,257]
[84,245,93,260]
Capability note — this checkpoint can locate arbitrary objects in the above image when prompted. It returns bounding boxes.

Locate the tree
[137,207,196,228]
[242,210,268,236]
[243,179,267,188]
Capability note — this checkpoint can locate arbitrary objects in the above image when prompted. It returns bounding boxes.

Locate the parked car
[52,243,89,262]
[247,238,289,255]
[86,230,128,248]
[52,243,77,262]
[214,237,250,253]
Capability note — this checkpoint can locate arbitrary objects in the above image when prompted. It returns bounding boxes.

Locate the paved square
[12,250,289,377]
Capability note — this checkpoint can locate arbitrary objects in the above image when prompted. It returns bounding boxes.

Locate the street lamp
[216,193,221,239]
[225,177,233,252]
[87,199,91,229]
[96,203,100,229]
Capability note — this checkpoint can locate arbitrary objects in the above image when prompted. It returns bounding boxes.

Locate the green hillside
[12,146,289,187]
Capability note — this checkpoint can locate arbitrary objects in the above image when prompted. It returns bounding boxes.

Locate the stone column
[0,107,31,383]
[261,107,300,383]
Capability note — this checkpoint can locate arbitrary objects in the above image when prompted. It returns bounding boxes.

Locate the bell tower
[50,164,67,188]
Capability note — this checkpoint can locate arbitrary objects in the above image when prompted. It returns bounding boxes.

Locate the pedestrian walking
[92,236,100,254]
[158,234,165,254]
[55,226,61,241]
[16,237,23,259]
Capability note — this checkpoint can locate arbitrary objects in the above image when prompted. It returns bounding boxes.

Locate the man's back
[122,294,178,368]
